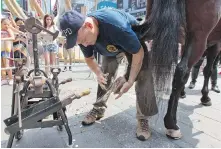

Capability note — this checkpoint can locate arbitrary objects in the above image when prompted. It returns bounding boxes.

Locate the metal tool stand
[3,17,90,148]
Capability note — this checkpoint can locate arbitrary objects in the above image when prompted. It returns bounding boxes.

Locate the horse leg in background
[164,32,207,139]
[201,44,220,105]
[211,51,221,93]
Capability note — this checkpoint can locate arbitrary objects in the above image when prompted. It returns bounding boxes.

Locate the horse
[133,0,221,139]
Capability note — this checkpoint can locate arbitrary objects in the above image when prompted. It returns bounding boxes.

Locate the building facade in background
[1,0,146,19]
[97,0,117,10]
[71,0,95,14]
[70,0,146,18]
[117,0,146,17]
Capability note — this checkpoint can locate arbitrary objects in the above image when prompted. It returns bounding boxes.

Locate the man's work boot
[211,85,220,93]
[188,81,196,89]
[82,108,105,125]
[136,119,151,141]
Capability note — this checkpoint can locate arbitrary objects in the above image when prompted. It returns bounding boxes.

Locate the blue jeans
[43,44,58,53]
[1,51,10,58]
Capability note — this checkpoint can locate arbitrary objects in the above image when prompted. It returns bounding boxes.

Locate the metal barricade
[1,33,29,72]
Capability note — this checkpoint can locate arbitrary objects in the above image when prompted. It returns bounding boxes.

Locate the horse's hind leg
[164,45,191,139]
[201,44,220,106]
[164,33,207,139]
[164,62,191,139]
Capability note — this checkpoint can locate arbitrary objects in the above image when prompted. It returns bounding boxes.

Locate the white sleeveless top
[44,25,59,44]
[1,30,12,52]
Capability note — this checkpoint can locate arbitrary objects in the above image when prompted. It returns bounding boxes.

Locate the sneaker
[211,85,220,93]
[69,66,72,71]
[8,79,13,85]
[62,67,67,72]
[1,80,8,86]
[82,108,105,125]
[188,81,195,89]
[136,119,151,141]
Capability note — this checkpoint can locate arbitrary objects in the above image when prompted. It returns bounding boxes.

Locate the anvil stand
[3,17,90,148]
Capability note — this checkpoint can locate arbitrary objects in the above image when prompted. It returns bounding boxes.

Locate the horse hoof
[180,94,186,99]
[201,101,212,106]
[166,129,182,140]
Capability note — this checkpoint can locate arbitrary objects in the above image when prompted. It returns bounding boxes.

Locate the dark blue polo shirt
[79,9,141,58]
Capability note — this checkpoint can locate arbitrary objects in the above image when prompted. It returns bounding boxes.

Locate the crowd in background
[1,10,74,86]
[1,9,221,86]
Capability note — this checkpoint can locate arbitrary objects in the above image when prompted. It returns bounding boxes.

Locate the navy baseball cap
[59,10,86,49]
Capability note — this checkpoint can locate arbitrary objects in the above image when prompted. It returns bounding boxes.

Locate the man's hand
[114,81,133,99]
[84,57,109,90]
[113,76,127,94]
[97,73,109,90]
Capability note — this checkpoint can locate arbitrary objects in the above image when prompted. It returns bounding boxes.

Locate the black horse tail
[147,0,186,90]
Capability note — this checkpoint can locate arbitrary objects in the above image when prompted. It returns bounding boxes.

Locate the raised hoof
[180,93,186,99]
[166,129,182,140]
[201,101,212,106]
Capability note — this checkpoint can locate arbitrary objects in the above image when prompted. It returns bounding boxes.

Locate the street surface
[1,64,221,148]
